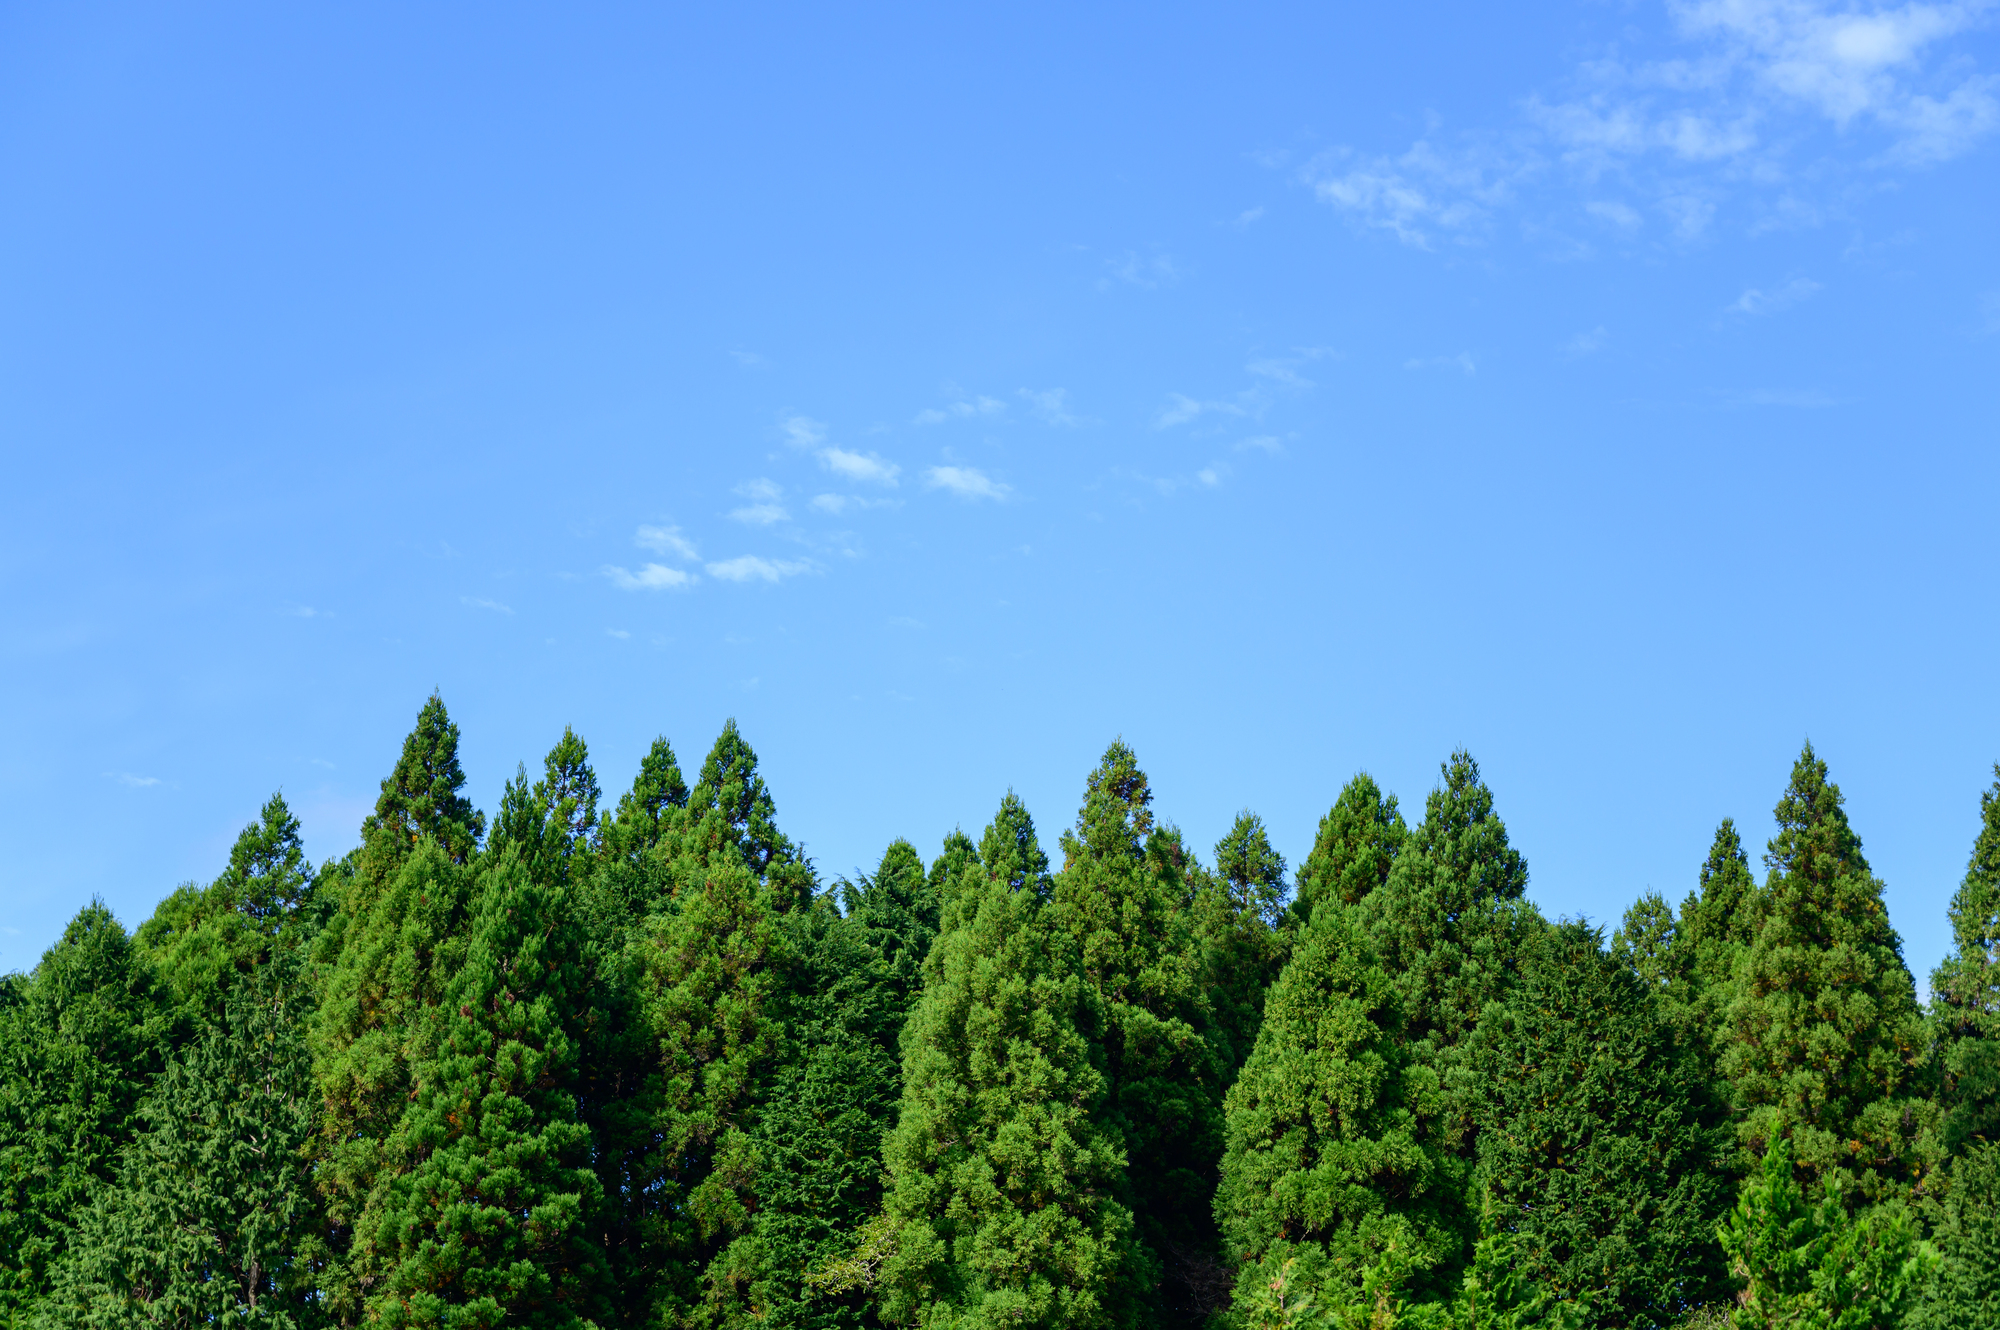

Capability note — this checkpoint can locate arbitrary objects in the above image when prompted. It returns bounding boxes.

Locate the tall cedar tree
[617,720,812,1329]
[1290,774,1407,927]
[1350,750,1532,1298]
[0,905,168,1321]
[490,726,604,890]
[596,737,692,919]
[136,793,320,1022]
[1912,1141,2000,1328]
[1720,743,1938,1206]
[880,795,1145,1330]
[309,696,487,1325]
[1214,880,1454,1321]
[1048,742,1230,1326]
[1465,920,1733,1326]
[740,839,940,1330]
[1190,814,1290,1109]
[1932,764,2000,1156]
[363,848,610,1330]
[41,959,326,1330]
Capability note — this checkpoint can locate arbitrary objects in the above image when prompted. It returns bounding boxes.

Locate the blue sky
[3,1,1998,983]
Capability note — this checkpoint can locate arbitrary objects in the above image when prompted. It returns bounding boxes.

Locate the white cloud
[706,555,816,583]
[1404,353,1479,375]
[1197,465,1225,487]
[1565,326,1610,355]
[1234,435,1287,454]
[1245,347,1340,388]
[635,524,698,560]
[730,478,789,525]
[781,415,827,448]
[1587,199,1645,229]
[607,628,632,639]
[1234,206,1267,226]
[810,494,901,514]
[732,349,768,367]
[1104,251,1182,289]
[914,395,1006,426]
[112,772,162,788]
[819,447,900,485]
[602,563,696,591]
[1731,276,1822,313]
[1155,392,1254,428]
[924,466,1011,500]
[461,596,514,614]
[1019,387,1081,426]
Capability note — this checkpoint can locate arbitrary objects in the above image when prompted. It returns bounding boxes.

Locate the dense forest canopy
[3,695,1998,1330]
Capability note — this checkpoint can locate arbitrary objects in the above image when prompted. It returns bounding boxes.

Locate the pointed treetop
[689,718,795,875]
[1407,749,1527,906]
[1294,773,1407,921]
[1063,738,1153,869]
[540,725,602,855]
[1213,811,1288,928]
[214,793,312,923]
[1949,762,2000,959]
[927,826,980,909]
[613,736,689,851]
[1765,741,1869,885]
[361,693,484,871]
[978,791,1051,896]
[1681,817,1759,952]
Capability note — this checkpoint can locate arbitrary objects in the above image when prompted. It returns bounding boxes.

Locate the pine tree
[308,697,487,1325]
[1932,764,2000,1156]
[1464,920,1732,1324]
[0,904,167,1322]
[879,795,1144,1329]
[1047,742,1228,1325]
[40,959,325,1329]
[1292,775,1407,926]
[1214,894,1456,1320]
[1720,743,1938,1205]
[361,851,610,1330]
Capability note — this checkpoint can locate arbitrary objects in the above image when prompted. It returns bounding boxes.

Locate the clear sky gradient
[4,1,1997,984]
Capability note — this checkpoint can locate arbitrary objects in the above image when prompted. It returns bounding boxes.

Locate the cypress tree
[1720,743,1938,1205]
[879,795,1144,1329]
[40,959,325,1329]
[1932,764,2000,1156]
[1913,1142,2000,1328]
[1291,774,1407,926]
[1464,920,1732,1325]
[1047,742,1228,1325]
[0,905,167,1322]
[362,850,610,1330]
[1214,893,1454,1320]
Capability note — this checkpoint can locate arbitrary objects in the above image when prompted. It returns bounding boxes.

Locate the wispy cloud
[1155,393,1254,428]
[111,772,162,788]
[1564,326,1610,356]
[706,555,816,583]
[811,494,901,514]
[1245,347,1341,388]
[1404,353,1479,375]
[731,349,767,368]
[1234,435,1287,454]
[819,447,900,485]
[1019,387,1082,426]
[636,524,698,560]
[1233,206,1267,227]
[729,478,789,525]
[602,563,696,591]
[1103,251,1182,289]
[461,596,514,614]
[1731,277,1822,313]
[781,415,827,448]
[914,394,1005,426]
[924,466,1011,500]
[607,628,632,639]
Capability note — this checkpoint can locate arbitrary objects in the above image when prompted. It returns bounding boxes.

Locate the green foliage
[879,795,1144,1330]
[1911,1141,2000,1328]
[490,726,604,890]
[1215,898,1455,1317]
[1190,813,1290,1100]
[1293,776,1407,926]
[39,960,325,1330]
[357,692,486,882]
[0,905,168,1322]
[1718,1136,1937,1329]
[597,736,691,917]
[1465,920,1733,1325]
[1720,744,1938,1205]
[1930,764,2000,1155]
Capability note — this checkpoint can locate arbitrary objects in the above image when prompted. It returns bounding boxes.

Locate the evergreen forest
[7,694,2000,1330]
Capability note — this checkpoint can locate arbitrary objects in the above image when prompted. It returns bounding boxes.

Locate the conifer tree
[1048,742,1227,1325]
[1214,894,1455,1318]
[879,796,1143,1329]
[1191,813,1289,1093]
[1675,820,1760,1060]
[1912,1142,2000,1328]
[490,726,605,888]
[1465,920,1732,1324]
[361,851,610,1330]
[1932,764,2000,1156]
[926,829,980,913]
[356,692,486,885]
[598,737,692,918]
[0,905,167,1321]
[1292,775,1406,926]
[1720,743,1937,1204]
[40,959,325,1329]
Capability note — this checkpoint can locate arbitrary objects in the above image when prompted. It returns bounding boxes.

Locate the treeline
[2,696,1997,1329]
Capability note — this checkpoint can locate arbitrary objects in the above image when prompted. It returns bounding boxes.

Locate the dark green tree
[1465,920,1732,1326]
[1214,895,1455,1321]
[1931,764,2000,1157]
[925,829,981,914]
[356,692,486,885]
[490,727,604,890]
[1912,1142,2000,1329]
[1291,775,1407,927]
[1190,814,1290,1098]
[1720,743,1938,1205]
[39,959,325,1330]
[1675,820,1760,1062]
[1048,742,1228,1325]
[0,905,167,1322]
[597,737,692,918]
[879,796,1144,1329]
